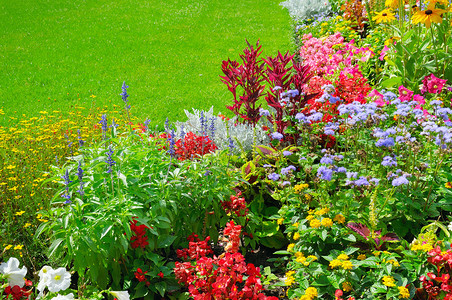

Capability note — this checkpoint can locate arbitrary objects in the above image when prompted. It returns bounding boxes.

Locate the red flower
[158,271,164,278]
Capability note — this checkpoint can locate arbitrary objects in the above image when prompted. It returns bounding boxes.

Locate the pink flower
[368,89,386,106]
[398,85,413,102]
[413,94,425,106]
[422,74,447,94]
[379,45,389,61]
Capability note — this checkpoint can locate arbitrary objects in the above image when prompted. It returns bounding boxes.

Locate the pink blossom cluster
[299,33,374,78]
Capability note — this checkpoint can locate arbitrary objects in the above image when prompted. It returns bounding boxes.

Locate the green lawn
[0,0,293,127]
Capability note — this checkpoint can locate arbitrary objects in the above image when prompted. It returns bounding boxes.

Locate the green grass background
[0,0,293,127]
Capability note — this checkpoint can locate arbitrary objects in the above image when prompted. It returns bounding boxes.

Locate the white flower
[50,293,74,300]
[110,291,130,300]
[0,257,27,287]
[37,265,54,292]
[448,221,452,232]
[47,267,71,293]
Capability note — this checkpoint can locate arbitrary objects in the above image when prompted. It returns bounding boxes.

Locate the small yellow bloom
[309,219,321,228]
[23,223,32,228]
[293,232,300,240]
[277,218,284,225]
[385,0,398,8]
[15,211,25,216]
[398,286,410,298]
[4,245,13,251]
[306,215,315,221]
[382,275,396,287]
[341,260,353,270]
[321,218,333,227]
[342,281,353,292]
[293,222,299,228]
[14,245,24,250]
[90,94,97,98]
[329,259,342,268]
[305,287,318,299]
[287,243,295,252]
[333,214,345,224]
[337,253,349,260]
[315,207,329,215]
[445,182,452,188]
[357,254,367,260]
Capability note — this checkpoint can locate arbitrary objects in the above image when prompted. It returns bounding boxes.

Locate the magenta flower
[398,85,413,102]
[413,94,425,106]
[421,74,447,94]
[368,89,386,106]
[379,45,389,61]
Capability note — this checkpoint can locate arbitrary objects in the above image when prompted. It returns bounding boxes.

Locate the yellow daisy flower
[411,3,447,28]
[373,9,397,23]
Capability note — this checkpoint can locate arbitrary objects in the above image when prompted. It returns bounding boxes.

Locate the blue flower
[317,166,333,181]
[281,165,296,175]
[282,181,291,186]
[336,167,347,173]
[375,137,395,147]
[271,132,283,140]
[268,173,280,181]
[381,156,397,167]
[320,155,333,165]
[120,81,129,104]
[283,151,292,156]
[105,146,116,173]
[392,175,409,186]
[354,176,369,186]
[259,108,270,117]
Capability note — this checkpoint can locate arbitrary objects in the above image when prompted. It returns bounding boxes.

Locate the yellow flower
[341,260,353,270]
[294,183,309,193]
[285,271,296,286]
[287,243,295,252]
[445,182,452,188]
[293,232,300,240]
[411,3,447,28]
[90,94,97,98]
[329,259,342,268]
[333,214,345,224]
[387,259,400,267]
[23,223,32,228]
[398,286,410,298]
[373,9,397,23]
[315,207,329,215]
[277,218,284,225]
[382,276,396,287]
[305,287,318,299]
[306,215,315,221]
[385,0,399,8]
[14,245,24,250]
[342,281,353,292]
[357,254,367,260]
[337,253,349,260]
[15,211,25,216]
[309,219,321,228]
[321,218,333,227]
[4,245,13,251]
[293,222,299,228]
[308,209,315,214]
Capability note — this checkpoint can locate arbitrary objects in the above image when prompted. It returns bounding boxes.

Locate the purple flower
[105,146,116,174]
[259,108,270,116]
[317,166,333,181]
[295,112,309,124]
[120,81,129,103]
[354,176,370,186]
[61,169,72,202]
[320,155,333,165]
[283,151,293,156]
[77,129,85,147]
[392,175,409,186]
[336,167,347,173]
[263,164,272,168]
[228,137,235,155]
[381,156,397,167]
[370,178,380,185]
[375,137,395,147]
[268,173,280,181]
[308,112,323,122]
[168,128,176,157]
[76,161,84,197]
[282,181,291,186]
[271,132,284,140]
[346,172,358,179]
[281,165,296,175]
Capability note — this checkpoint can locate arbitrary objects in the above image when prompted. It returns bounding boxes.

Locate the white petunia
[0,257,27,287]
[47,267,71,293]
[37,265,54,292]
[448,221,452,232]
[50,293,75,300]
[110,291,130,300]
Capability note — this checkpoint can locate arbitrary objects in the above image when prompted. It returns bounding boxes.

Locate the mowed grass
[0,0,293,127]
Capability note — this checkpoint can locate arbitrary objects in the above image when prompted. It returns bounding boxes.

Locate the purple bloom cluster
[317,166,333,181]
[105,146,116,174]
[381,155,397,167]
[271,132,284,140]
[281,165,296,175]
[268,173,280,181]
[61,169,72,204]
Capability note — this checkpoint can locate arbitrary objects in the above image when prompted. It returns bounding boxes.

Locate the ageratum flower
[392,175,409,186]
[268,173,280,181]
[317,166,333,181]
[271,132,283,140]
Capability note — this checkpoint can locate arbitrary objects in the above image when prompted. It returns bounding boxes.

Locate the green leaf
[381,76,402,88]
[48,238,64,258]
[157,235,176,248]
[155,281,167,297]
[100,224,113,240]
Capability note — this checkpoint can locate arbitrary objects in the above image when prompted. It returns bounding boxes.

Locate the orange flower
[411,3,447,28]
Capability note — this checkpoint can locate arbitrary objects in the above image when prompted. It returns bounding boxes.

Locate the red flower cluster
[419,245,452,299]
[334,289,355,300]
[221,191,249,217]
[174,221,277,300]
[3,280,32,300]
[176,235,213,261]
[149,132,217,161]
[134,268,151,286]
[130,217,149,249]
[174,132,217,161]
